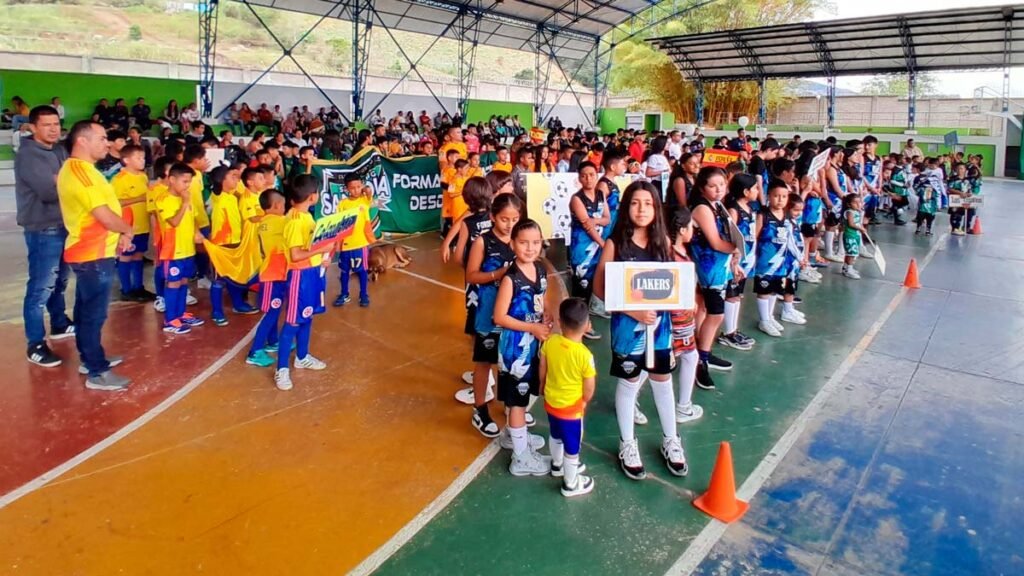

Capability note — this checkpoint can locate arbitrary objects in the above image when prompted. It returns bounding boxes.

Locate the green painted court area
[374,205,945,575]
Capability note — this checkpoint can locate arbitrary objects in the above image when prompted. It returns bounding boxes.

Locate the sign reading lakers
[605,262,695,312]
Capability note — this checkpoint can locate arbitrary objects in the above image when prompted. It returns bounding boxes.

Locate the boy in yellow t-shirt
[238,167,266,224]
[208,166,259,326]
[449,159,471,221]
[113,144,153,301]
[183,145,212,283]
[246,189,288,368]
[468,152,484,178]
[440,148,461,236]
[539,297,597,498]
[492,146,513,173]
[155,163,205,334]
[333,173,376,308]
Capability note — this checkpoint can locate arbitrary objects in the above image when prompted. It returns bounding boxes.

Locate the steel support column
[456,4,482,121]
[695,80,705,127]
[593,38,614,131]
[198,0,219,118]
[351,0,373,122]
[907,70,917,129]
[898,16,917,129]
[1003,6,1014,113]
[826,76,836,129]
[533,28,555,126]
[758,77,767,125]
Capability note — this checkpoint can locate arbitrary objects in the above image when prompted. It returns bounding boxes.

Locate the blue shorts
[122,233,149,256]
[547,413,583,456]
[315,266,328,315]
[285,267,322,326]
[199,226,211,238]
[338,247,369,273]
[163,257,195,283]
[259,280,286,314]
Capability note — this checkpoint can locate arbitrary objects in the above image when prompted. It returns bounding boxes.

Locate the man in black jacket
[15,105,75,367]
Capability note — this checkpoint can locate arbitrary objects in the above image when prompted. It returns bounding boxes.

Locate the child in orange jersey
[246,189,288,367]
[208,165,259,326]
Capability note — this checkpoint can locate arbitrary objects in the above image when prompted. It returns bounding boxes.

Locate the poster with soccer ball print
[526,172,640,244]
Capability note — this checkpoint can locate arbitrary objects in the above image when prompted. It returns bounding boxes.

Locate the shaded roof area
[249,0,655,61]
[648,4,1024,82]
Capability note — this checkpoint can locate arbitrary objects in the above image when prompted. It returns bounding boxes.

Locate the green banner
[312,148,442,234]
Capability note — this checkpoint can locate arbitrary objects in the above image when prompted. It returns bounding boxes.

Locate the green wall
[0,69,195,126]
[464,99,534,128]
[598,107,626,134]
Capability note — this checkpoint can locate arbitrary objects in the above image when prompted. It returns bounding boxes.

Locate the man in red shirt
[628,131,646,163]
[256,103,274,129]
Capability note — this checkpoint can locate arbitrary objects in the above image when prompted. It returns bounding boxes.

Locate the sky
[811,0,1022,98]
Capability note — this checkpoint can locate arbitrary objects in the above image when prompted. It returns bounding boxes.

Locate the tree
[608,0,828,124]
[514,69,534,82]
[860,73,939,98]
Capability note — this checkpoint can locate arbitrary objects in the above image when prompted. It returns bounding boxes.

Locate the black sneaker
[733,330,756,347]
[132,288,158,302]
[471,410,500,439]
[27,343,62,368]
[717,332,752,351]
[792,297,803,304]
[696,361,716,390]
[49,324,76,341]
[707,353,733,372]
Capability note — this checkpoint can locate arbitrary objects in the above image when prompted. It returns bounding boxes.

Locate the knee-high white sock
[563,453,580,488]
[509,425,528,456]
[824,231,835,257]
[768,295,778,319]
[615,377,642,442]
[677,349,698,408]
[549,437,564,467]
[757,297,771,324]
[649,377,678,439]
[723,300,739,334]
[783,300,796,315]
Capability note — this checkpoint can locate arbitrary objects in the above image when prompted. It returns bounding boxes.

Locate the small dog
[368,243,412,281]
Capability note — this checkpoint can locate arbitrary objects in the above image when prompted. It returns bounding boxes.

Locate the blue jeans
[70,258,116,377]
[23,228,72,346]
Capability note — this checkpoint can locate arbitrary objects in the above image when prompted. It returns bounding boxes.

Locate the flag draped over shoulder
[203,223,263,285]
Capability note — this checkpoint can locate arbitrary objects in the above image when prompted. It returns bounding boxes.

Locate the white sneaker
[525,411,536,428]
[759,321,782,337]
[634,402,648,425]
[461,370,474,385]
[589,297,611,319]
[661,436,689,476]
[799,270,821,284]
[675,403,704,423]
[771,317,785,332]
[561,474,595,497]
[275,368,293,391]
[454,384,495,404]
[781,309,807,325]
[153,296,165,312]
[295,355,327,370]
[618,438,646,480]
[186,291,198,306]
[550,461,588,477]
[825,253,845,263]
[843,267,861,279]
[197,277,212,290]
[498,428,546,450]
[810,268,823,279]
[509,449,552,476]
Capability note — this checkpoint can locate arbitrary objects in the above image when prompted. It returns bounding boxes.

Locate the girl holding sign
[688,167,738,390]
[594,181,687,481]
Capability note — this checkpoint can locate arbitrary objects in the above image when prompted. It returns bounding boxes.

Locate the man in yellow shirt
[112,144,154,302]
[57,120,135,391]
[333,173,376,308]
[538,298,597,497]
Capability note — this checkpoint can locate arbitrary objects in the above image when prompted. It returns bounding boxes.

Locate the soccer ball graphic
[543,197,557,215]
[556,213,572,233]
[552,180,572,199]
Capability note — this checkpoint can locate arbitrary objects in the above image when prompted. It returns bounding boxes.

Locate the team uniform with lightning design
[472,230,515,364]
[599,176,620,241]
[726,202,755,298]
[609,241,674,378]
[497,261,547,408]
[461,211,493,335]
[753,209,791,296]
[568,188,605,301]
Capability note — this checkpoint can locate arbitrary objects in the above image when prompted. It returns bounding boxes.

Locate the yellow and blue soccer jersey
[57,158,122,263]
[190,168,210,229]
[541,334,595,420]
[283,208,321,270]
[339,195,373,251]
[258,213,288,282]
[238,187,264,222]
[155,192,197,260]
[209,192,242,246]
[112,170,150,235]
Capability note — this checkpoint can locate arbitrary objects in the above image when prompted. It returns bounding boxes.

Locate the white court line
[347,442,501,576]
[393,268,464,293]
[0,324,259,511]
[666,236,948,575]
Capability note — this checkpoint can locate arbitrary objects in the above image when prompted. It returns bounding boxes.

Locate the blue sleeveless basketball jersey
[755,210,790,278]
[689,197,734,290]
[784,217,804,278]
[569,189,605,285]
[474,231,515,335]
[601,177,621,241]
[462,211,494,311]
[734,203,756,276]
[610,241,672,356]
[497,261,547,382]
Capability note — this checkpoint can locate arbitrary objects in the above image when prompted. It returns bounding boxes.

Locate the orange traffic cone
[693,441,749,523]
[971,216,983,235]
[903,258,921,289]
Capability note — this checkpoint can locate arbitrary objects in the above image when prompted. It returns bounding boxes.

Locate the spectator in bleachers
[272,105,284,132]
[160,99,181,130]
[50,97,65,126]
[220,103,244,136]
[93,98,111,127]
[256,103,274,131]
[180,102,200,133]
[126,126,153,167]
[239,103,255,134]
[10,96,30,131]
[184,122,206,146]
[110,98,130,130]
[131,97,152,131]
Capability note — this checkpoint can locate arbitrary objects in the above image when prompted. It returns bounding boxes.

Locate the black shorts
[800,223,818,238]
[497,370,539,407]
[725,278,746,299]
[570,274,594,301]
[783,277,798,295]
[464,303,477,336]
[754,275,785,296]
[472,332,499,364]
[610,349,675,379]
[825,213,841,228]
[700,286,726,315]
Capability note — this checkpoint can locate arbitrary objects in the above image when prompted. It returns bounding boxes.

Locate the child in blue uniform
[494,219,552,476]
[688,167,737,390]
[823,146,847,262]
[754,182,791,337]
[568,161,609,341]
[842,194,867,280]
[275,175,334,391]
[721,173,758,351]
[594,181,688,481]
[782,193,807,326]
[465,193,521,437]
[591,152,626,320]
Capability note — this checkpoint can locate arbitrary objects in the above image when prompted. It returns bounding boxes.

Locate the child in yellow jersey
[539,297,597,497]
[148,158,199,315]
[468,152,484,178]
[440,148,461,236]
[275,174,334,391]
[238,167,266,224]
[246,189,288,368]
[492,146,513,173]
[333,174,376,308]
[113,145,153,301]
[449,159,471,221]
[156,163,206,334]
[208,166,259,326]
[183,145,212,283]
